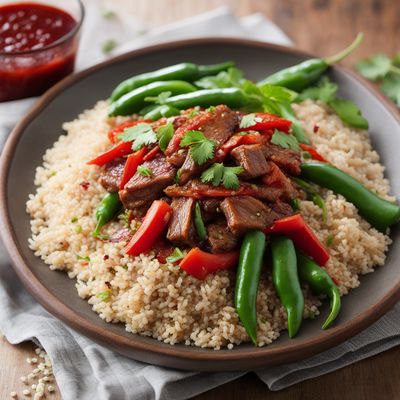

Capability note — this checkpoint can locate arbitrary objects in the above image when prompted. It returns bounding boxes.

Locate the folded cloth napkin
[1,2,400,399]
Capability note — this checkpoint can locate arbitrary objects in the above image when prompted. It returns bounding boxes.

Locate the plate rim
[1,37,400,370]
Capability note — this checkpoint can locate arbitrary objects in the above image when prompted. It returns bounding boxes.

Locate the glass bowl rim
[0,0,85,56]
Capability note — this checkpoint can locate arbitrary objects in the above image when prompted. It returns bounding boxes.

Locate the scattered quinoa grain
[10,392,17,398]
[22,389,30,396]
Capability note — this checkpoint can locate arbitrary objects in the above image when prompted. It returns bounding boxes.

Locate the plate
[1,38,400,371]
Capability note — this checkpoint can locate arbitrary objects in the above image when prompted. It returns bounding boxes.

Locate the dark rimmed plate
[1,38,400,371]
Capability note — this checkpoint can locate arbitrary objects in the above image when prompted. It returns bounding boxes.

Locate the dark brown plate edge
[1,37,400,371]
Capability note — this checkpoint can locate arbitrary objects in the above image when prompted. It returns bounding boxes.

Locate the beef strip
[166,197,197,246]
[261,143,301,176]
[231,144,270,179]
[119,154,176,210]
[206,219,239,253]
[165,180,285,202]
[99,157,125,192]
[263,161,299,200]
[270,200,294,221]
[220,196,277,235]
[178,105,239,184]
[200,198,221,223]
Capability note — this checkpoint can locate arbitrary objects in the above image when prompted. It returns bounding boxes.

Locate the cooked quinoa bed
[27,100,393,349]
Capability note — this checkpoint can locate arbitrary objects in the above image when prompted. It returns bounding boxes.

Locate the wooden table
[1,0,399,398]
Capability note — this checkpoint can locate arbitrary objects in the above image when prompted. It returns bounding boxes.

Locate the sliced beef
[231,144,270,179]
[220,196,277,235]
[165,180,284,202]
[261,143,301,176]
[119,154,176,210]
[166,197,197,246]
[270,200,294,221]
[206,219,239,253]
[178,105,239,184]
[200,198,221,223]
[99,157,125,192]
[262,162,299,200]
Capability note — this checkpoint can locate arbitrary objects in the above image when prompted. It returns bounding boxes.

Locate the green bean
[235,230,266,345]
[271,236,304,338]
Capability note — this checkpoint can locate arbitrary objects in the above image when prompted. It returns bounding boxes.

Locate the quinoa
[26,100,392,349]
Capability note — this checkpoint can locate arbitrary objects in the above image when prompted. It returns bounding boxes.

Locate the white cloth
[1,2,399,399]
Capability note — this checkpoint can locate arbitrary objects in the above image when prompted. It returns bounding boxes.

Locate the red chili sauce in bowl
[0,2,82,101]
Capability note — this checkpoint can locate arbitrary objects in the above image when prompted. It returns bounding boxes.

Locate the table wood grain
[1,0,399,398]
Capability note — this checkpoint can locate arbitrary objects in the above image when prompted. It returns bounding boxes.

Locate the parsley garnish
[271,130,300,151]
[118,210,132,228]
[137,165,152,177]
[71,216,78,223]
[194,67,244,89]
[96,291,111,302]
[101,9,115,18]
[166,248,185,264]
[312,194,328,224]
[326,234,334,247]
[156,122,174,151]
[118,123,157,151]
[201,163,244,190]
[180,130,216,165]
[298,77,369,129]
[76,255,90,262]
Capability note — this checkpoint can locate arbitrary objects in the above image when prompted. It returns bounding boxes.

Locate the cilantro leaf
[200,163,244,190]
[156,122,174,151]
[180,130,216,165]
[166,248,185,264]
[101,39,117,54]
[118,123,157,150]
[259,84,298,103]
[356,54,392,81]
[381,73,400,106]
[239,113,260,129]
[195,67,244,89]
[271,130,300,151]
[76,254,90,262]
[137,166,152,177]
[329,97,369,129]
[144,91,172,105]
[297,77,338,103]
[222,166,244,190]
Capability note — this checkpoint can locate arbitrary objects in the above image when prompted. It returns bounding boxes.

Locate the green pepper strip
[109,81,197,116]
[301,161,400,231]
[92,192,121,238]
[296,252,341,329]
[257,33,363,91]
[271,236,304,338]
[277,102,310,144]
[164,88,249,110]
[235,230,266,345]
[194,202,207,241]
[110,61,234,101]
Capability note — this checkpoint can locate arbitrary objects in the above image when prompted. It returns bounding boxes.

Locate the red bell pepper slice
[119,147,148,190]
[125,200,172,256]
[143,145,160,162]
[179,248,239,280]
[238,113,292,134]
[87,141,133,166]
[215,133,269,161]
[265,214,330,266]
[108,120,151,144]
[299,143,327,162]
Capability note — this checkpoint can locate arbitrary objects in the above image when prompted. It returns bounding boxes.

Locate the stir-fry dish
[27,35,400,348]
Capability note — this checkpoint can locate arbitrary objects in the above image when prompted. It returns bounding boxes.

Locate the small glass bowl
[0,0,84,102]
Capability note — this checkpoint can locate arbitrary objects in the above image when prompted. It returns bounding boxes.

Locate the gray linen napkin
[1,3,399,399]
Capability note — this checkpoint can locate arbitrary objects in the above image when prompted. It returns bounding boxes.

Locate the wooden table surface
[1,0,400,398]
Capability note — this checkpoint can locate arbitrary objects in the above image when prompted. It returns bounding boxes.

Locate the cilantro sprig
[201,163,244,190]
[137,166,152,177]
[180,130,216,165]
[271,130,300,151]
[118,123,157,150]
[356,53,400,106]
[166,248,185,264]
[298,77,369,129]
[156,122,174,151]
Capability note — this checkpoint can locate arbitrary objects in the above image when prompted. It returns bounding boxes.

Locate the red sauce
[0,3,79,101]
